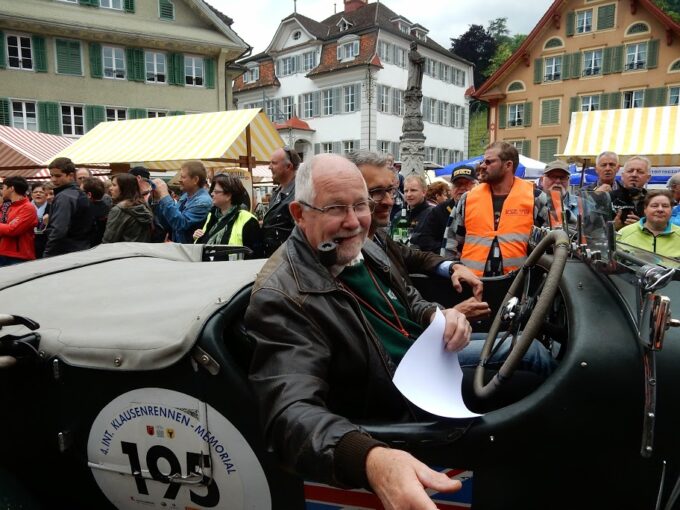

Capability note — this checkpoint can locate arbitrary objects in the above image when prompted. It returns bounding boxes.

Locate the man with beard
[442,142,549,276]
[417,165,477,254]
[541,160,579,229]
[610,156,651,231]
[587,151,620,191]
[246,153,472,509]
[261,146,300,256]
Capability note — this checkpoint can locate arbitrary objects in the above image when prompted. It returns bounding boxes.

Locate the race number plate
[87,388,271,510]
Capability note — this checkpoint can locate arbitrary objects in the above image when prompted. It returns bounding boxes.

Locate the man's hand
[594,184,612,193]
[624,212,639,225]
[450,264,483,301]
[454,297,491,321]
[152,178,169,200]
[193,229,204,241]
[366,447,462,510]
[438,308,471,352]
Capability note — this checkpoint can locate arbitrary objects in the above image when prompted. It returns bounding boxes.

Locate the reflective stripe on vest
[461,178,535,276]
[228,209,257,246]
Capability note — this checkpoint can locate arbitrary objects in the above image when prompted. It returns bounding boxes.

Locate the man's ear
[289,201,303,224]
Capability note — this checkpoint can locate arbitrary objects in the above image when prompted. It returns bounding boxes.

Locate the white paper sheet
[393,309,482,418]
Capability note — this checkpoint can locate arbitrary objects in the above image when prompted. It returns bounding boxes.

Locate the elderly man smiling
[246,153,471,509]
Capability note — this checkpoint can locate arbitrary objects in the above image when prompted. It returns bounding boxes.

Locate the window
[438,102,448,126]
[580,95,600,111]
[507,81,525,92]
[6,34,33,70]
[436,148,447,166]
[378,141,391,154]
[392,89,404,116]
[625,42,647,70]
[425,147,435,161]
[539,138,559,162]
[544,56,562,81]
[440,64,450,83]
[508,103,524,127]
[282,96,293,120]
[106,107,126,122]
[623,90,644,108]
[582,49,602,76]
[303,93,313,118]
[337,40,359,61]
[265,100,276,122]
[671,60,680,72]
[103,46,125,79]
[378,41,391,63]
[322,142,333,153]
[145,51,166,83]
[399,23,410,34]
[61,105,84,136]
[55,39,82,75]
[147,110,167,118]
[544,37,563,50]
[576,10,593,34]
[425,58,436,77]
[342,140,355,153]
[338,19,351,32]
[185,56,204,86]
[626,22,649,36]
[292,31,301,41]
[11,101,37,131]
[323,89,333,116]
[669,87,679,106]
[451,150,463,163]
[541,99,560,125]
[344,85,357,113]
[428,98,437,123]
[243,65,259,83]
[395,47,407,68]
[159,0,174,20]
[453,68,466,87]
[378,85,390,113]
[451,104,463,128]
[302,51,317,71]
[509,140,525,153]
[100,0,123,9]
[279,56,296,76]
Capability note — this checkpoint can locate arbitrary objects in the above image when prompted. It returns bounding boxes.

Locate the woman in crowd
[193,173,263,258]
[617,189,680,259]
[102,173,153,243]
[426,181,451,206]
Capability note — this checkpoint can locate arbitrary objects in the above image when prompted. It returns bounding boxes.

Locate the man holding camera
[610,156,651,231]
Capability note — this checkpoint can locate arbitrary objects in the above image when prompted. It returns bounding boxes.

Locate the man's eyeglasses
[299,199,375,218]
[368,185,398,202]
[481,158,500,166]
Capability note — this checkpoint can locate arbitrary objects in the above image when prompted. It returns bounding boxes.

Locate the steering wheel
[473,229,570,399]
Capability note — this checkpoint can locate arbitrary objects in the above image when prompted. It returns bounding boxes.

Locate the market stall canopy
[559,105,680,166]
[47,109,284,171]
[0,125,74,178]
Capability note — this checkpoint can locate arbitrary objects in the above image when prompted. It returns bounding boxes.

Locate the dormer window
[399,23,410,34]
[337,36,360,61]
[411,25,428,42]
[337,18,353,32]
[292,30,301,41]
[243,64,259,84]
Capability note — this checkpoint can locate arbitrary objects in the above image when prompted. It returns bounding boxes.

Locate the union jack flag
[304,468,473,509]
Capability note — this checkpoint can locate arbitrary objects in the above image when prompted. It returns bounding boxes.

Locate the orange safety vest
[461,178,535,276]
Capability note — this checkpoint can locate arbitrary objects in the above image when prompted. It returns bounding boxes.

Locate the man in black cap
[416,165,477,254]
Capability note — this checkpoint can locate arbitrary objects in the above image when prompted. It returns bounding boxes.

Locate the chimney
[344,0,367,13]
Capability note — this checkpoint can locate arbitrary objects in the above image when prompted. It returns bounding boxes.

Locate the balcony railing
[544,73,561,82]
[625,60,646,70]
[582,67,601,76]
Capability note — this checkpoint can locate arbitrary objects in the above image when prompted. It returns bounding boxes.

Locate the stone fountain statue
[399,41,426,177]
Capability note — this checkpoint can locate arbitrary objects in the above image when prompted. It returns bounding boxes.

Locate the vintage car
[0,191,679,510]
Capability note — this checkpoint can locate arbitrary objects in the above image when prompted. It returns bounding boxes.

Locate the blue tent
[436,154,546,179]
[568,165,675,186]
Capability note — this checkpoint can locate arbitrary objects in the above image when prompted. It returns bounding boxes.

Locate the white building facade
[233,0,473,166]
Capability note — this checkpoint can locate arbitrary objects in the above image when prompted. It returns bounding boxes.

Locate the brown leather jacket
[246,227,438,489]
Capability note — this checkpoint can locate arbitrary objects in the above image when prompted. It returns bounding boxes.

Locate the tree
[486,33,527,77]
[487,17,510,45]
[653,0,680,22]
[450,24,497,88]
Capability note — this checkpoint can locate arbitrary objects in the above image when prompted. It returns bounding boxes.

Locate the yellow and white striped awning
[47,109,284,171]
[559,105,680,166]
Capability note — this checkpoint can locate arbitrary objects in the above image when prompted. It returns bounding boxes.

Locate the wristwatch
[448,263,456,276]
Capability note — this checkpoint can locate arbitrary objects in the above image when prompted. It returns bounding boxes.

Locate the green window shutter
[498,104,507,129]
[522,140,531,158]
[523,101,532,127]
[609,92,621,109]
[124,0,135,13]
[128,108,147,119]
[56,39,82,75]
[600,93,609,110]
[168,53,184,86]
[0,31,5,69]
[534,58,543,84]
[85,105,105,131]
[204,57,215,89]
[602,47,613,74]
[32,36,48,72]
[611,45,623,73]
[541,99,559,125]
[597,4,616,30]
[169,111,185,116]
[646,39,660,69]
[539,138,558,162]
[566,11,575,36]
[561,54,571,80]
[0,98,10,126]
[89,42,102,78]
[38,102,60,134]
[125,48,144,81]
[570,52,581,79]
[159,0,175,20]
[569,97,579,119]
[643,87,666,107]
[79,0,98,6]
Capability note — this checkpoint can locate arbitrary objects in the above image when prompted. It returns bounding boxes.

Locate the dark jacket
[102,203,153,243]
[44,182,93,257]
[415,198,456,254]
[261,181,295,257]
[89,199,112,247]
[246,228,437,489]
[407,200,434,249]
[375,229,448,285]
[609,186,647,224]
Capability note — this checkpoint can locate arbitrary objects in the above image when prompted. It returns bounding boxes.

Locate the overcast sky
[209,0,555,54]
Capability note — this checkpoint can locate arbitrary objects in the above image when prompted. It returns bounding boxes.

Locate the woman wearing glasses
[102,173,154,243]
[193,174,263,258]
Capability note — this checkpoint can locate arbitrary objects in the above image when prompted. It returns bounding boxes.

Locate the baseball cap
[129,166,151,180]
[451,165,476,182]
[543,160,570,175]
